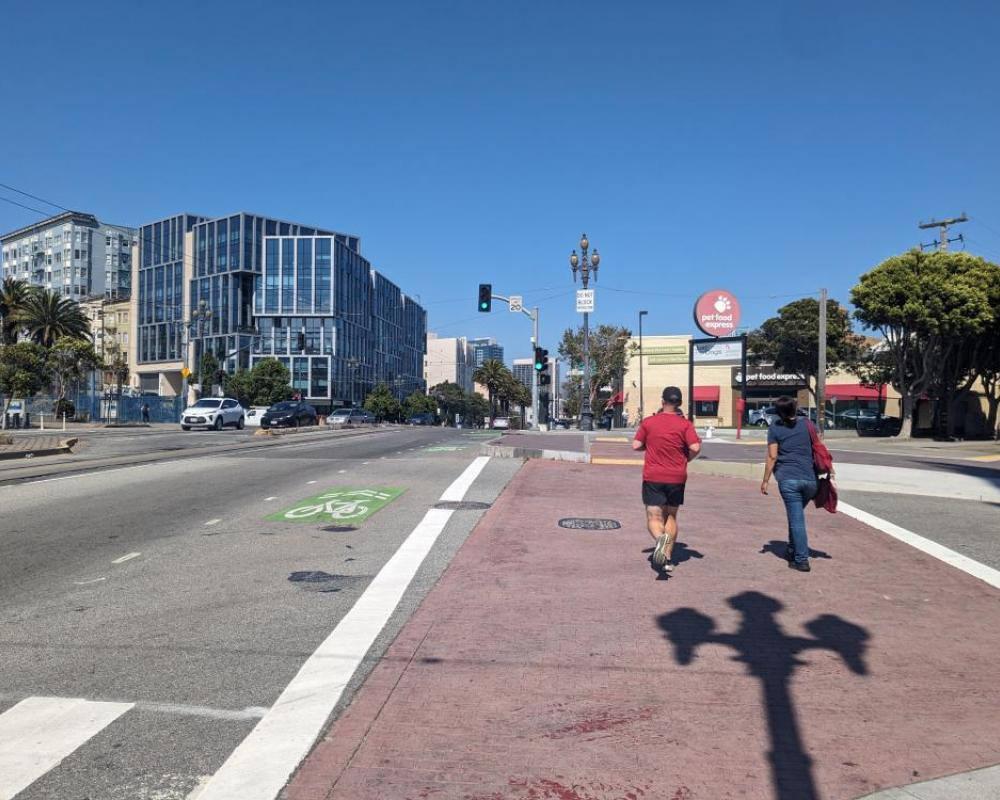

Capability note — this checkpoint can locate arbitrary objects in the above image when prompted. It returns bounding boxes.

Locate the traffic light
[297,331,306,352]
[478,284,492,312]
[535,347,551,385]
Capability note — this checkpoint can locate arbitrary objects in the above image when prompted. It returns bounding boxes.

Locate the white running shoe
[652,534,669,566]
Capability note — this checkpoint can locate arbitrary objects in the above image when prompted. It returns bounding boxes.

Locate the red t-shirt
[634,412,701,484]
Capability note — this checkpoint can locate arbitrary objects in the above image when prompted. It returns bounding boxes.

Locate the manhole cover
[558,518,622,531]
[320,525,358,532]
[434,501,492,511]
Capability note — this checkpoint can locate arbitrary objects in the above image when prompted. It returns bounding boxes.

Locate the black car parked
[260,400,318,429]
[407,413,435,425]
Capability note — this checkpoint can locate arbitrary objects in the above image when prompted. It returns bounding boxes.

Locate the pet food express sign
[693,289,741,337]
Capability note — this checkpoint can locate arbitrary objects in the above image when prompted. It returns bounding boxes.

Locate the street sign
[181,367,191,378]
[576,289,595,313]
[509,295,523,313]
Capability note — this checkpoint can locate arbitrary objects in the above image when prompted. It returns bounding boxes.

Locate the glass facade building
[252,235,425,409]
[471,337,504,367]
[132,211,425,409]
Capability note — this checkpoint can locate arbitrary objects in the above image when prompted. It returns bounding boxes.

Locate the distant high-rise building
[470,336,504,366]
[512,358,534,391]
[424,333,474,393]
[1,211,136,301]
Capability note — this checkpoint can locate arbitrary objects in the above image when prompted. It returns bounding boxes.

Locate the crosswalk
[0,696,133,800]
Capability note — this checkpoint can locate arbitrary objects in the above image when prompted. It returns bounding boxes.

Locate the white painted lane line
[204,519,221,527]
[111,552,140,564]
[73,577,107,586]
[264,496,277,501]
[439,455,490,502]
[337,469,346,474]
[839,501,1000,589]
[195,456,492,800]
[306,480,316,485]
[0,696,133,798]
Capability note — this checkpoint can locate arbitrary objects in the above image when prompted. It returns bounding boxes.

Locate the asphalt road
[0,426,518,800]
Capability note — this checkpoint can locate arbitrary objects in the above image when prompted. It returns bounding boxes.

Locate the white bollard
[40,413,45,431]
[705,424,714,439]
[62,412,66,432]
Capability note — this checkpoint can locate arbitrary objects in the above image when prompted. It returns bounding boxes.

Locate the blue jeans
[778,479,818,564]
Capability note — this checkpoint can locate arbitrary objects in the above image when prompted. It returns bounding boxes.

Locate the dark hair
[775,396,798,428]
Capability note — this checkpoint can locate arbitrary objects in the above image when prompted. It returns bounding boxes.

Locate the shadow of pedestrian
[646,541,704,580]
[657,591,869,800]
[759,540,832,561]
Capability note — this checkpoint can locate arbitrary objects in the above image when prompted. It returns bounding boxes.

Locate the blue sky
[3,0,1000,363]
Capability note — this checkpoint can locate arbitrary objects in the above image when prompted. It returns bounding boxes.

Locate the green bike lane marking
[266,487,405,524]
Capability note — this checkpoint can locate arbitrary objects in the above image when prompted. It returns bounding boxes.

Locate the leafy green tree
[223,359,294,406]
[472,358,508,422]
[851,249,994,438]
[510,380,531,429]
[558,324,631,412]
[222,368,254,408]
[250,358,294,406]
[364,382,402,422]
[402,390,436,419]
[193,352,220,393]
[0,278,32,345]
[561,378,582,420]
[748,297,865,402]
[0,342,49,428]
[47,337,101,403]
[465,392,489,427]
[20,289,89,348]
[430,381,468,426]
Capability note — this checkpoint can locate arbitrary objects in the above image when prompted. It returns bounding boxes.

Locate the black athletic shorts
[642,481,686,507]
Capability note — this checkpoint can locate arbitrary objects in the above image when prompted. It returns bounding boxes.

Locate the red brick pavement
[284,460,1000,800]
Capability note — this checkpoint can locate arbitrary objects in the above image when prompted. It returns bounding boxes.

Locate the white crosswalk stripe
[0,696,133,800]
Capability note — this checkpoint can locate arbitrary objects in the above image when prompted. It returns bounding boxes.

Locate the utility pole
[919,213,968,251]
[817,288,827,438]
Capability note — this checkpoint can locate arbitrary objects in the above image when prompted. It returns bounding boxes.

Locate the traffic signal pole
[488,292,541,431]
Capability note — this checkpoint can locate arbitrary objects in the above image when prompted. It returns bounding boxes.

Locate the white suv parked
[181,398,245,431]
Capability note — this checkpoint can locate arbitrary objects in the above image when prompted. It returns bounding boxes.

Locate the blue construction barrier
[22,392,183,425]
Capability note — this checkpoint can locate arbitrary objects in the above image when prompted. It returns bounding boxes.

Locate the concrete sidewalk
[284,460,1000,800]
[0,433,75,460]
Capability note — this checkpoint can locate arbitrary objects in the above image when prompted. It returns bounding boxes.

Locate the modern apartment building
[424,334,474,393]
[252,234,425,407]
[1,211,136,301]
[470,336,504,367]
[129,212,425,410]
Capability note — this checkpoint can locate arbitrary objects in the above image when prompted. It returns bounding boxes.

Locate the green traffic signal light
[478,284,492,313]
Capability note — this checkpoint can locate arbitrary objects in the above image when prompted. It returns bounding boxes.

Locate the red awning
[692,386,720,402]
[604,391,625,409]
[825,383,885,400]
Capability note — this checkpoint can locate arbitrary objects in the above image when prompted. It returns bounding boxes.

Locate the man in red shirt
[632,386,702,572]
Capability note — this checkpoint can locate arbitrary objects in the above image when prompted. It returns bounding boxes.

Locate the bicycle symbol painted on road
[267,487,404,524]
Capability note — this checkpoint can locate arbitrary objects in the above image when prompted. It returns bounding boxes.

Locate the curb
[481,444,589,463]
[0,437,78,461]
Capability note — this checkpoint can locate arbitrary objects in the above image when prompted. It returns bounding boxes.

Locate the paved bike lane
[284,459,1000,800]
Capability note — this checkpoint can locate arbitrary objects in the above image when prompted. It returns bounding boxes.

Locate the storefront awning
[692,385,720,402]
[604,391,625,409]
[825,383,885,400]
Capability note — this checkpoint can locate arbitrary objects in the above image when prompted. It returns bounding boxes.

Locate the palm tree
[20,289,90,348]
[0,277,32,345]
[472,358,508,424]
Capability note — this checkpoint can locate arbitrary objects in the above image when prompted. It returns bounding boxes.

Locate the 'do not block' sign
[694,289,741,337]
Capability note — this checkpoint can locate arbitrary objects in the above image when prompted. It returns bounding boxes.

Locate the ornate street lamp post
[569,233,600,431]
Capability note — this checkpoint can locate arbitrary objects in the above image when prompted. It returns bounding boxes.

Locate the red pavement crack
[320,622,437,799]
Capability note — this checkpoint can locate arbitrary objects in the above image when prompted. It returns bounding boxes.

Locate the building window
[694,400,719,417]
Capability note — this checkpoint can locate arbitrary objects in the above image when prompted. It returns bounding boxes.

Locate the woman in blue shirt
[760,396,817,572]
